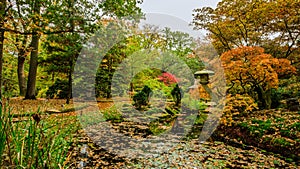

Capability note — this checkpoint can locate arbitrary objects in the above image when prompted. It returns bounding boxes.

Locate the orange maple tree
[221,46,296,109]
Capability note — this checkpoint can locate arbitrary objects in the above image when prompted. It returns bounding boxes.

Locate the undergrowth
[0,103,80,168]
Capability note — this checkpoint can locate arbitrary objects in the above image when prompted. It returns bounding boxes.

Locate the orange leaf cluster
[221,46,296,92]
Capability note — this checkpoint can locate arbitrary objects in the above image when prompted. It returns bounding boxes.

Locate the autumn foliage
[221,46,296,109]
[158,72,178,86]
[222,94,258,126]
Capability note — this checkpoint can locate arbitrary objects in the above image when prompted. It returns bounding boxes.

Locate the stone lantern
[194,69,215,85]
[194,69,216,107]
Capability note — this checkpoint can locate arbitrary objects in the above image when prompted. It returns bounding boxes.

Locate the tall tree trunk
[66,60,72,104]
[16,35,29,96]
[25,32,39,99]
[18,55,26,96]
[0,0,6,100]
[255,86,272,110]
[0,30,3,100]
[106,59,112,99]
[25,1,40,99]
[262,89,272,110]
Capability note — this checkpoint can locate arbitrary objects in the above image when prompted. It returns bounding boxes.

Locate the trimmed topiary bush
[133,85,152,110]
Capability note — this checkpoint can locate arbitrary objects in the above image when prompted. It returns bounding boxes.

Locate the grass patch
[149,121,168,135]
[102,106,123,123]
[79,111,106,126]
[0,104,80,168]
[9,103,89,118]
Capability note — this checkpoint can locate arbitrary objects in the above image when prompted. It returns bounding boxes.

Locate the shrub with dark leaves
[133,85,152,110]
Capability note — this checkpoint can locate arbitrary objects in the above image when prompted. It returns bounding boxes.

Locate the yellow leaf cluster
[222,94,258,126]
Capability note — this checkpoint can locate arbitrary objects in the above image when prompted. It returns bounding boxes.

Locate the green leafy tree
[42,33,82,103]
[0,0,11,99]
[160,27,203,73]
[139,26,203,73]
[96,41,128,98]
[0,0,143,100]
[0,0,5,99]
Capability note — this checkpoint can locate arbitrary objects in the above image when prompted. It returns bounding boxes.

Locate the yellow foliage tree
[222,94,258,126]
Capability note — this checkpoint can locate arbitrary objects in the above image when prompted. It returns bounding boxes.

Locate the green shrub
[272,137,291,147]
[102,106,123,122]
[149,122,167,136]
[270,88,282,109]
[46,79,69,99]
[280,76,300,99]
[133,85,152,110]
[194,113,208,125]
[181,95,207,111]
[171,84,182,107]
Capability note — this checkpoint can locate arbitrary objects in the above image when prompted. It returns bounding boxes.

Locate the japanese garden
[0,0,299,168]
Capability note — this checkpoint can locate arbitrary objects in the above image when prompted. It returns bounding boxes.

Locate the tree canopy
[192,0,300,68]
[221,46,296,109]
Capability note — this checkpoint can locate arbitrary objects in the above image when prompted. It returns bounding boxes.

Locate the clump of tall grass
[0,103,80,168]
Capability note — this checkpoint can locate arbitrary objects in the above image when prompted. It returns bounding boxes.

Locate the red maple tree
[158,72,178,86]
